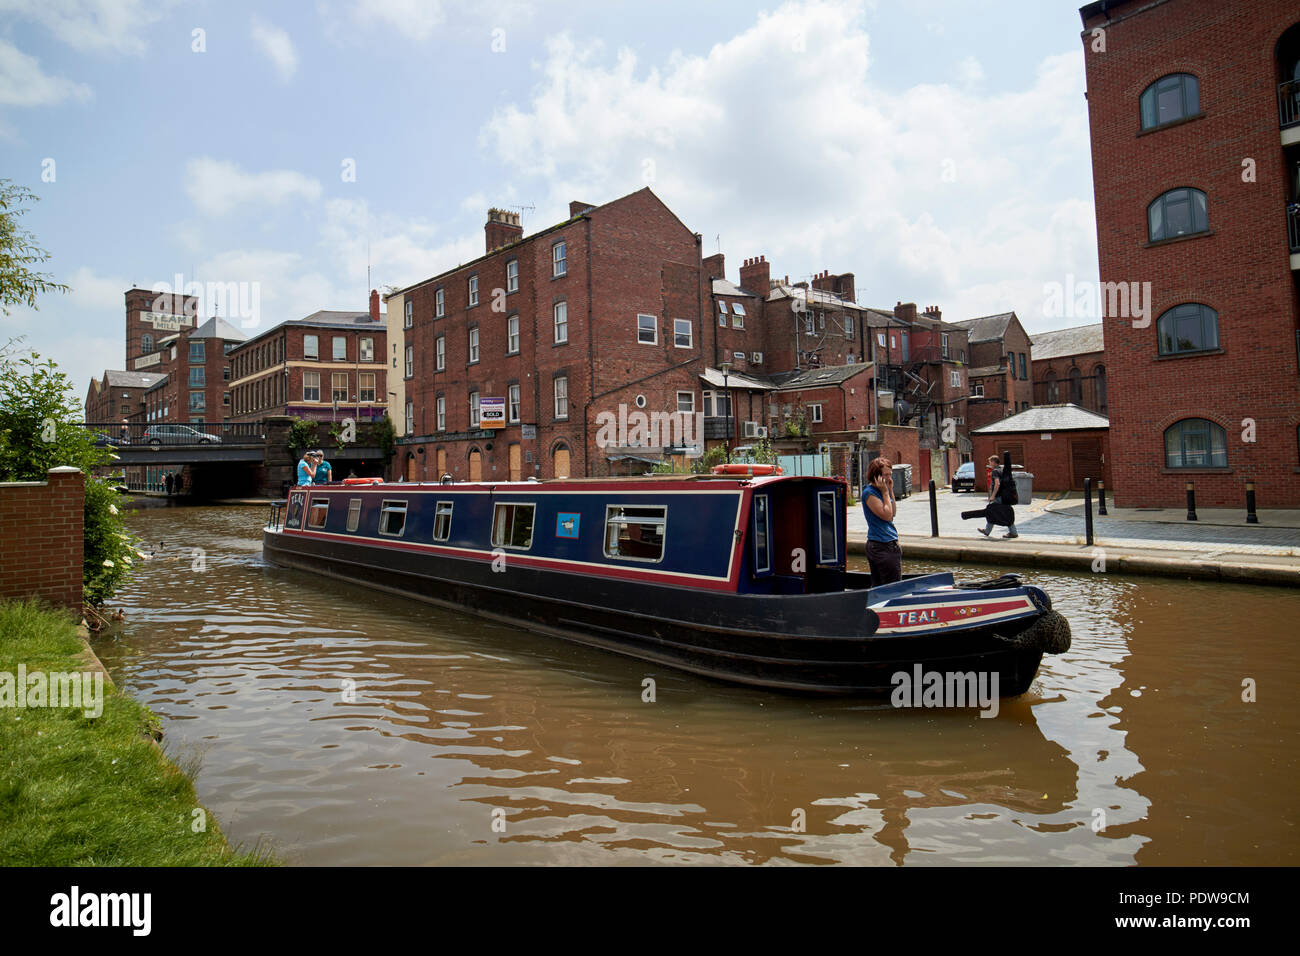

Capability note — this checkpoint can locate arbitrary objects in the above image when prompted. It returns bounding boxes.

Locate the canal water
[93,505,1298,866]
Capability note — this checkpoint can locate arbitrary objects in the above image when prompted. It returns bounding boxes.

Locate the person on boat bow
[863,457,902,586]
[297,450,316,486]
[312,450,333,485]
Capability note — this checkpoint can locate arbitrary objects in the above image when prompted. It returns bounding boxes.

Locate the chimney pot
[369,289,380,323]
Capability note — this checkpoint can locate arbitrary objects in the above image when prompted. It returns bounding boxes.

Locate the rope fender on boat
[995,610,1072,655]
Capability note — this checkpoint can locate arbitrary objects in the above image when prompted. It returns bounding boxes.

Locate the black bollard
[928,479,939,537]
[1186,480,1197,521]
[1097,479,1108,515]
[1084,478,1094,547]
[1245,480,1258,524]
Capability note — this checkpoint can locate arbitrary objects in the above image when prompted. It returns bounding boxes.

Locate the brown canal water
[92,505,1299,866]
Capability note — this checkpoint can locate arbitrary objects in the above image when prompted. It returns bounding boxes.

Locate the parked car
[952,460,976,492]
[90,431,126,447]
[142,424,221,445]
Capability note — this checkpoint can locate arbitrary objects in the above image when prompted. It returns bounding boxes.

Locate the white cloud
[955,55,984,86]
[184,158,323,217]
[0,0,175,56]
[0,38,92,107]
[250,16,299,81]
[481,0,1099,331]
[349,0,445,41]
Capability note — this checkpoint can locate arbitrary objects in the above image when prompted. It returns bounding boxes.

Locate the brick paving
[848,488,1300,557]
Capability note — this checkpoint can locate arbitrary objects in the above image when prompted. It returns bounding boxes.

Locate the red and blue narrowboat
[262,473,1071,695]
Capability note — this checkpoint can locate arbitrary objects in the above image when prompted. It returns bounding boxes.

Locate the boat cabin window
[492,503,535,549]
[346,498,362,533]
[753,495,771,574]
[307,500,329,529]
[817,490,838,565]
[433,501,454,541]
[604,505,667,563]
[378,500,408,537]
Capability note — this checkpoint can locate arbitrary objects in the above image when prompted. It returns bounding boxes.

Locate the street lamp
[719,361,732,463]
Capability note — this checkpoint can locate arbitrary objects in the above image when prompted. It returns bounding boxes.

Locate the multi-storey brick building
[952,312,1034,435]
[132,316,245,424]
[84,370,164,426]
[226,292,388,424]
[1080,0,1300,507]
[123,287,199,367]
[1030,323,1107,415]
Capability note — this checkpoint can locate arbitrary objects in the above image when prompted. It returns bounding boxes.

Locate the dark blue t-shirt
[863,485,899,543]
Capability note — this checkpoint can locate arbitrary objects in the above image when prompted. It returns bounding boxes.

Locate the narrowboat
[262,473,1071,696]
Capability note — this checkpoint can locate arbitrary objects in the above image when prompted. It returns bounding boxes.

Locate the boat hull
[263,529,1048,696]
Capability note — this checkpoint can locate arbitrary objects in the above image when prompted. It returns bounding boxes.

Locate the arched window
[1140,73,1200,129]
[1068,367,1083,405]
[141,333,153,355]
[1045,369,1059,403]
[1157,303,1219,355]
[1094,365,1107,414]
[553,442,571,479]
[1148,187,1208,242]
[1165,419,1227,468]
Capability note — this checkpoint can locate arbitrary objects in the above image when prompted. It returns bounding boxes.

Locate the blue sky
[0,0,1100,397]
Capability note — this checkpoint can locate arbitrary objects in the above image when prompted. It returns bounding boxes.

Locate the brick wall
[971,428,1111,493]
[0,467,84,610]
[1081,0,1300,507]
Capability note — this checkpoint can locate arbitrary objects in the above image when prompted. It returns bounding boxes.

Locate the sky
[0,0,1101,398]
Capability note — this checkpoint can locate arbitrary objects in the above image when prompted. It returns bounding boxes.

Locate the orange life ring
[342,477,383,485]
[710,463,783,476]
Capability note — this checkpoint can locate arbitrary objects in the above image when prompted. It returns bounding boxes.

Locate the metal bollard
[1186,480,1197,521]
[928,479,939,537]
[1097,479,1108,516]
[1084,477,1094,547]
[1245,480,1258,524]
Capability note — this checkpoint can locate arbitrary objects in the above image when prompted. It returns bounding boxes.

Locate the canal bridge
[81,417,390,498]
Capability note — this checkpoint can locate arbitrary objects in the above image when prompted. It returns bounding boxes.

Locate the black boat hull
[263,529,1048,696]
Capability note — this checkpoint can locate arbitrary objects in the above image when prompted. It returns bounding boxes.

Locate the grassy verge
[0,599,273,865]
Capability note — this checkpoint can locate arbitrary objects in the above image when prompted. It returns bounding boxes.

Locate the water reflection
[91,506,1298,865]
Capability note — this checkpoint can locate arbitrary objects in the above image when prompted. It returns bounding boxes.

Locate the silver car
[142,424,222,445]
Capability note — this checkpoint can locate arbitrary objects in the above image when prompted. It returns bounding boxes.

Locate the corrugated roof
[770,363,872,389]
[967,364,1004,378]
[972,403,1109,434]
[767,284,867,313]
[950,312,1015,342]
[104,370,167,388]
[189,316,248,341]
[1029,323,1104,361]
[699,366,772,391]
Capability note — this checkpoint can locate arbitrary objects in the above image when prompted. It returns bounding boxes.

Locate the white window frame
[732,302,745,329]
[809,403,823,424]
[304,334,319,360]
[303,370,320,402]
[717,301,728,326]
[468,275,479,307]
[506,259,519,293]
[468,327,479,363]
[359,371,376,403]
[676,391,695,414]
[637,313,656,344]
[404,300,413,328]
[554,376,569,419]
[469,391,480,427]
[492,502,536,550]
[378,499,408,537]
[674,318,692,349]
[508,383,521,423]
[360,337,374,362]
[405,344,414,378]
[331,372,348,404]
[554,301,568,344]
[333,336,347,361]
[405,400,414,434]
[950,370,961,387]
[433,501,454,541]
[436,396,446,431]
[552,241,567,277]
[346,498,362,533]
[507,314,520,354]
[603,504,667,564]
[435,288,445,318]
[436,334,446,371]
[973,382,985,398]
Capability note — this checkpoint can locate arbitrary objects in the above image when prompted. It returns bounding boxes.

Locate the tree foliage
[0,181,69,314]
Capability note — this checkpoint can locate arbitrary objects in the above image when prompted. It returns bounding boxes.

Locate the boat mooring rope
[996,610,1072,655]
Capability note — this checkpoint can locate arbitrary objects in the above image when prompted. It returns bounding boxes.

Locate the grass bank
[0,599,272,865]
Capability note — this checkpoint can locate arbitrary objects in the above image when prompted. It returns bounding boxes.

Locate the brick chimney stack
[569,200,596,218]
[369,289,381,322]
[485,207,523,253]
[812,270,856,303]
[739,255,770,294]
[921,304,942,321]
[895,301,918,323]
[702,253,725,279]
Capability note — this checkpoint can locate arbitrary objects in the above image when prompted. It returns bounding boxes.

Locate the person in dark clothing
[164,472,174,495]
[862,456,902,585]
[979,465,1018,538]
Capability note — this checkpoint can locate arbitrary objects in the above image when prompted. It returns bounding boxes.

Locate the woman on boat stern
[863,457,902,586]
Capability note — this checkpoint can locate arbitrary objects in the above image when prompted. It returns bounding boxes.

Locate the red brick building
[0,466,84,610]
[972,405,1111,493]
[123,287,199,367]
[84,370,164,425]
[1080,0,1300,507]
[1030,323,1107,415]
[227,293,388,424]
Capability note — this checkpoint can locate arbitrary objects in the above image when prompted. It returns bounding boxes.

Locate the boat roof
[310,473,838,492]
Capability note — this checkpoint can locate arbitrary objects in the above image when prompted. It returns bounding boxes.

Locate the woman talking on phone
[863,457,902,585]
